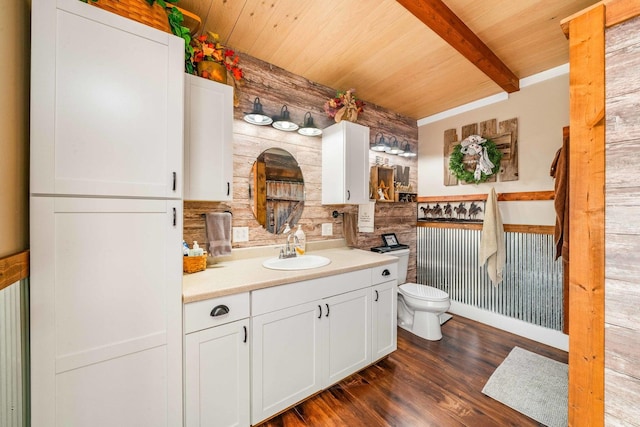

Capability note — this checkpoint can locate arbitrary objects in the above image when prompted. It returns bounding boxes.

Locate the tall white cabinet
[30,0,184,425]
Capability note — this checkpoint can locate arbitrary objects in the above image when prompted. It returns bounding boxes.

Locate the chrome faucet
[279,223,298,259]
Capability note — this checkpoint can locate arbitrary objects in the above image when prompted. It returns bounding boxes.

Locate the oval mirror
[250,148,305,234]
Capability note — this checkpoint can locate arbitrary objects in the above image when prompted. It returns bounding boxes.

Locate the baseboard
[448,301,569,352]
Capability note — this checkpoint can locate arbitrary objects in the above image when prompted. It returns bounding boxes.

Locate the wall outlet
[232,226,249,242]
[321,223,333,236]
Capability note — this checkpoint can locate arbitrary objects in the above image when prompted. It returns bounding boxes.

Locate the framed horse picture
[417,200,485,223]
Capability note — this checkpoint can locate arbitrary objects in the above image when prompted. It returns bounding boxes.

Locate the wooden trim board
[417,190,554,203]
[0,250,29,291]
[561,0,640,36]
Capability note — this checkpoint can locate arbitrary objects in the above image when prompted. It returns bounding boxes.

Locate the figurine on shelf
[378,180,390,200]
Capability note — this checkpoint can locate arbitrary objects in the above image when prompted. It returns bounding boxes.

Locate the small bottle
[294,224,306,255]
[182,240,189,256]
[193,241,204,256]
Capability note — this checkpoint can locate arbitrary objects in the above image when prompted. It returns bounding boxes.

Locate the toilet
[389,248,451,341]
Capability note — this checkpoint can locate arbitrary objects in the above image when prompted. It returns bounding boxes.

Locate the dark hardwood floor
[258,315,568,427]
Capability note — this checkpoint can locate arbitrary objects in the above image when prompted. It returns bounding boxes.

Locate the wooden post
[562,126,570,336]
[567,5,605,426]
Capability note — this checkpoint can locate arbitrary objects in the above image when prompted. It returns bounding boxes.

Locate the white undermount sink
[262,255,331,271]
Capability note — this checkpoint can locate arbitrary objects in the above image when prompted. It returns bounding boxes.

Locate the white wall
[0,0,30,257]
[417,73,569,225]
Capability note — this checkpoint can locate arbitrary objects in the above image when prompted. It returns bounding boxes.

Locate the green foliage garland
[448,139,502,184]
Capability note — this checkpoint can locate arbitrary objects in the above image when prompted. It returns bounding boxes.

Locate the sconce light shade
[272,105,299,131]
[386,136,404,155]
[398,141,417,157]
[298,112,322,136]
[244,97,273,125]
[370,132,389,152]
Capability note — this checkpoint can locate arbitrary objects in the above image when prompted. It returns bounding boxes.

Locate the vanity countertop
[182,243,397,303]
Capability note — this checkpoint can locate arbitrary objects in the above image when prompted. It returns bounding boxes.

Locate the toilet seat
[399,283,449,302]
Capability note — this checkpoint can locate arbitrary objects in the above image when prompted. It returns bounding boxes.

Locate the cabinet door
[184,74,234,201]
[185,319,250,427]
[322,121,370,204]
[251,302,323,424]
[371,280,398,361]
[324,288,371,385]
[343,122,370,204]
[30,197,183,427]
[31,0,183,199]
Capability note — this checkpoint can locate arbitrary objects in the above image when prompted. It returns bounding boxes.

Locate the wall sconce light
[370,132,389,152]
[244,97,273,125]
[398,140,417,157]
[272,105,299,131]
[386,136,404,155]
[298,112,322,136]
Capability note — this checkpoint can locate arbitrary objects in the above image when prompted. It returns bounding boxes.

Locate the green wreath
[449,138,502,184]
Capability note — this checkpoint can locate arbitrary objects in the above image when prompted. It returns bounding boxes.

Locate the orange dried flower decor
[190,32,244,83]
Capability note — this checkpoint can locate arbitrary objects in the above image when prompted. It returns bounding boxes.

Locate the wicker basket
[90,0,171,34]
[183,255,207,274]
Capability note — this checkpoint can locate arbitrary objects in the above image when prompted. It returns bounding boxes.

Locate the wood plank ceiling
[176,0,600,120]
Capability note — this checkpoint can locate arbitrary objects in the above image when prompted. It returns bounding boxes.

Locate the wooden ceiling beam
[396,0,520,93]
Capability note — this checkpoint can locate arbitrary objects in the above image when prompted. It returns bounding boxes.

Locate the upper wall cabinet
[183,74,234,201]
[322,121,370,204]
[30,0,184,199]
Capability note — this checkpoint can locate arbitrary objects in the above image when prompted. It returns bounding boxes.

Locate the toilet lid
[399,283,449,302]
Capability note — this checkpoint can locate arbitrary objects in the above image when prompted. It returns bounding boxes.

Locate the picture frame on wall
[417,200,485,223]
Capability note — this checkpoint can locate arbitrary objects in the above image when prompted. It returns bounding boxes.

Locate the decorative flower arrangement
[449,135,502,183]
[190,32,244,82]
[324,89,365,123]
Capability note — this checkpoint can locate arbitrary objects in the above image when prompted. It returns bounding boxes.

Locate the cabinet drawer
[184,293,250,334]
[252,269,371,317]
[371,263,398,285]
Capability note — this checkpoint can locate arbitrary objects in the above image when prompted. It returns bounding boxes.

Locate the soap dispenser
[294,224,306,255]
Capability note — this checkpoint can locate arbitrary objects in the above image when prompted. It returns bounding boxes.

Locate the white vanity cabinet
[183,73,234,201]
[184,293,250,427]
[250,268,381,424]
[321,121,370,204]
[371,265,398,361]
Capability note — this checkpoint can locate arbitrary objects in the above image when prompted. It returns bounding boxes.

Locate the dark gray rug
[482,346,568,427]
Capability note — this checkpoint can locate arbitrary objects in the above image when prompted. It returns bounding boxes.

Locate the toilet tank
[388,248,410,284]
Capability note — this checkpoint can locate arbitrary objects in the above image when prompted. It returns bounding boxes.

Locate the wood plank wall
[604,13,640,425]
[184,53,419,282]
